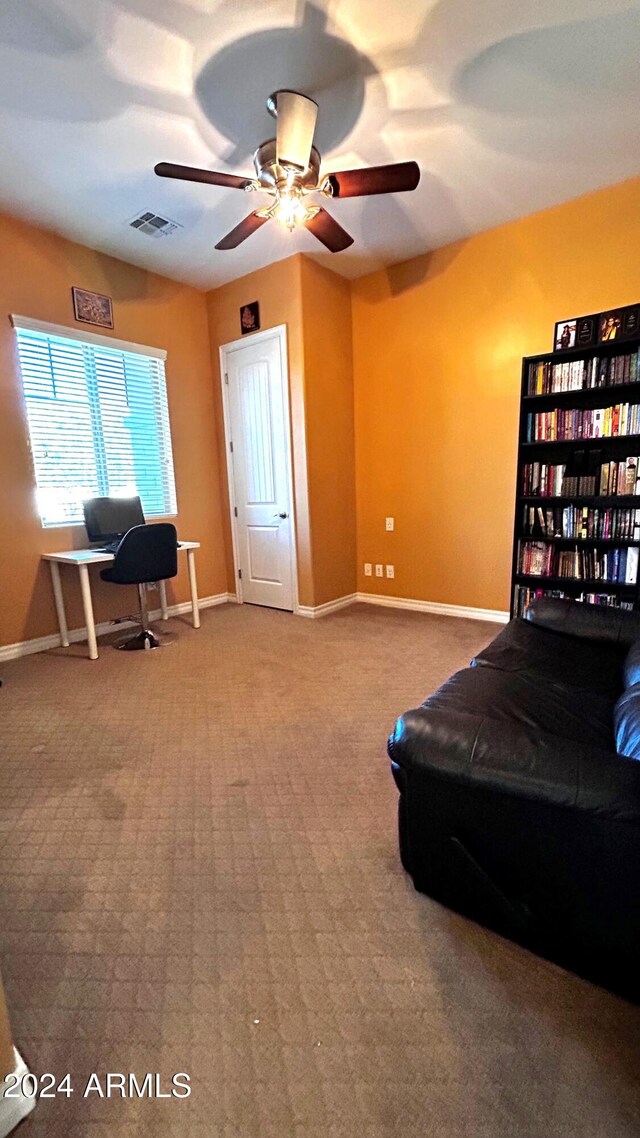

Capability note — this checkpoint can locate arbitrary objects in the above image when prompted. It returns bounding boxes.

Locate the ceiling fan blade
[215,211,269,250]
[273,90,318,172]
[155,162,253,190]
[327,161,420,199]
[304,207,353,253]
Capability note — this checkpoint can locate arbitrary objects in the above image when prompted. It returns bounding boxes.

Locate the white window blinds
[12,318,177,527]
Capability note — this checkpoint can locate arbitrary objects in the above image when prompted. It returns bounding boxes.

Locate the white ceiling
[1,0,639,290]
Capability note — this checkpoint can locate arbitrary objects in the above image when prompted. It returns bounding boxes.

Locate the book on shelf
[526,403,640,442]
[522,504,640,541]
[629,546,639,585]
[527,349,640,395]
[521,453,640,497]
[517,541,638,584]
[512,584,634,618]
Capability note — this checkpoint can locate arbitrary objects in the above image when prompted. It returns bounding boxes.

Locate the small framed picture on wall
[72,287,114,329]
[240,301,260,335]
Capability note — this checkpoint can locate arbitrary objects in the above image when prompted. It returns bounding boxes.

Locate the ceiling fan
[155,90,420,252]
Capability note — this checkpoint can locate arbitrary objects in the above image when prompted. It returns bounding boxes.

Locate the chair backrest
[108,523,178,585]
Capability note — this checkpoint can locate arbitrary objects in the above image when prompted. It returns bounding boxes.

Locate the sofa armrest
[388,706,640,822]
[525,596,640,647]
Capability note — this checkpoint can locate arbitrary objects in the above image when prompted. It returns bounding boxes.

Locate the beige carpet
[0,602,639,1138]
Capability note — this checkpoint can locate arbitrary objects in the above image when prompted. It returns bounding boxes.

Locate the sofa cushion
[614,685,640,760]
[424,665,615,749]
[472,618,624,700]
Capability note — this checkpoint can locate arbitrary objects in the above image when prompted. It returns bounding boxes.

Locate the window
[12,316,177,527]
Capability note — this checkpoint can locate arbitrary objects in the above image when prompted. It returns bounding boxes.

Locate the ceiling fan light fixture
[263,188,319,232]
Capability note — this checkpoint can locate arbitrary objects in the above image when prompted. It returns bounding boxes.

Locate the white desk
[42,542,200,660]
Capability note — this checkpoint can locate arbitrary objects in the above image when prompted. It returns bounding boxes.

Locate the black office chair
[100,523,178,651]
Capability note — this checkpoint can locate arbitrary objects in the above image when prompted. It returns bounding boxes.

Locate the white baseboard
[297,593,358,618]
[356,592,509,623]
[0,1049,35,1137]
[295,591,508,623]
[0,593,235,663]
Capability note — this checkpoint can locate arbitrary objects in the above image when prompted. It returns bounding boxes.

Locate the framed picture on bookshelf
[553,318,577,352]
[575,313,599,349]
[598,309,624,343]
[597,305,640,343]
[553,312,599,353]
[621,304,640,340]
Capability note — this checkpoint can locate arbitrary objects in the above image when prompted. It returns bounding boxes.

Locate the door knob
[273,511,288,519]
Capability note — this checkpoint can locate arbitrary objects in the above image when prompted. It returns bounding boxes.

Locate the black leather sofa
[388,597,640,1000]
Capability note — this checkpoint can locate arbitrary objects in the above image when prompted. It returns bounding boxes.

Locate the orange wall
[300,258,356,604]
[352,176,640,612]
[0,212,228,648]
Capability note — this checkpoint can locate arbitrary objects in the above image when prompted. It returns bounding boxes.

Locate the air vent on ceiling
[128,211,182,237]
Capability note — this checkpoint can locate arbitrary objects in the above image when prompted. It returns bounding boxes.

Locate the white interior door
[223,329,295,611]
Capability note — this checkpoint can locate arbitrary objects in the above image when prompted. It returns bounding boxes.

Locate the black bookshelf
[510,336,640,617]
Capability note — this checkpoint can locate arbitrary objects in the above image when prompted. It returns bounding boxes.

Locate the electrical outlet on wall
[364,563,372,576]
[386,565,394,578]
[375,564,383,577]
[385,517,394,531]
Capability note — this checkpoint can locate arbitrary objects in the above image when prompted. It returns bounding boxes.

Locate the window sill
[41,512,178,530]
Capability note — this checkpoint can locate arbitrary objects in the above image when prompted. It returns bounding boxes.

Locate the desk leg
[159,580,169,621]
[49,562,70,648]
[78,563,98,660]
[187,549,200,629]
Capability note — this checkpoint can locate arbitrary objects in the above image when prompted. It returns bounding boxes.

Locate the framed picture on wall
[240,301,260,335]
[72,287,114,329]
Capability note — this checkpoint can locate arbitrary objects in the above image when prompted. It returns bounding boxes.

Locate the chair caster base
[115,629,162,651]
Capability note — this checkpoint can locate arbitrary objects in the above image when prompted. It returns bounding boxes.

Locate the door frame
[219,324,300,614]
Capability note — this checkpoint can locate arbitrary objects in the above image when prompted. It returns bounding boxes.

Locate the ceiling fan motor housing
[253,140,321,191]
